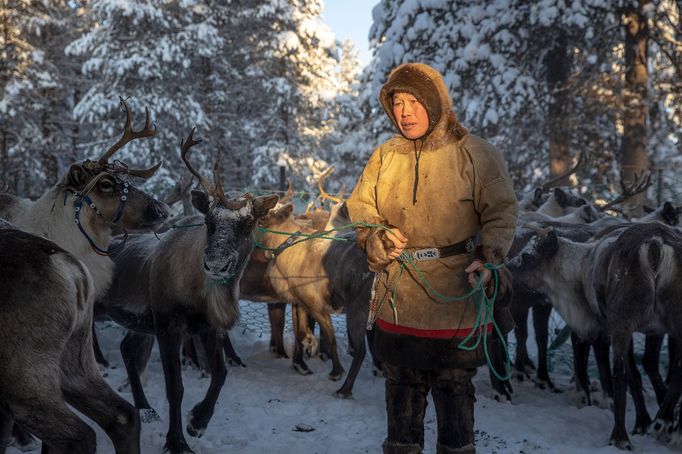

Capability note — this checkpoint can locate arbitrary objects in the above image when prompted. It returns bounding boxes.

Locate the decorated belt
[403,237,476,262]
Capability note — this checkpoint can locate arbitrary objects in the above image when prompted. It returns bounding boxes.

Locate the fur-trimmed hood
[379,63,468,149]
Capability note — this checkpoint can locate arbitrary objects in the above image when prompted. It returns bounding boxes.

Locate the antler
[98,96,157,164]
[316,167,343,204]
[180,127,213,196]
[279,180,294,204]
[599,171,652,212]
[540,151,586,192]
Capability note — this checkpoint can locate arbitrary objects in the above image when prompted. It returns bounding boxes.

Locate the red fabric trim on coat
[376,318,493,339]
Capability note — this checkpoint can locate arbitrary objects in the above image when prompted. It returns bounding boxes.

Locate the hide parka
[347,63,518,370]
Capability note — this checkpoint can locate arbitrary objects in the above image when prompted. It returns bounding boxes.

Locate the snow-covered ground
[8,303,679,454]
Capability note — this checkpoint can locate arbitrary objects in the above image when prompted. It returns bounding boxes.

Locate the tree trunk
[620,2,649,215]
[546,34,572,187]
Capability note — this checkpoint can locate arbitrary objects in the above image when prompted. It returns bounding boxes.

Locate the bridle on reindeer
[70,96,160,256]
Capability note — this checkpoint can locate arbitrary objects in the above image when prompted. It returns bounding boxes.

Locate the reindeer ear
[277,203,294,221]
[66,164,89,189]
[191,189,210,214]
[662,201,676,225]
[553,187,568,206]
[253,194,279,218]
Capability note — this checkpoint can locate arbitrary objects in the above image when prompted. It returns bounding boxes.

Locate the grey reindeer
[508,222,682,450]
[0,224,141,454]
[95,129,278,454]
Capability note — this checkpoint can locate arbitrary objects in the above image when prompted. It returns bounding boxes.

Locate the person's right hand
[384,227,408,260]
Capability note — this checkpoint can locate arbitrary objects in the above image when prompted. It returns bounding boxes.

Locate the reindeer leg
[0,409,12,451]
[221,332,246,367]
[9,422,38,451]
[571,333,591,406]
[593,335,614,407]
[609,333,633,450]
[642,334,667,405]
[488,333,513,402]
[8,366,97,454]
[511,299,533,381]
[157,331,194,454]
[120,332,160,422]
[533,303,557,391]
[626,339,652,434]
[187,330,227,438]
[334,296,366,398]
[313,312,344,381]
[366,327,383,377]
[60,324,141,454]
[91,320,109,368]
[267,303,288,358]
[291,303,312,375]
[653,339,682,441]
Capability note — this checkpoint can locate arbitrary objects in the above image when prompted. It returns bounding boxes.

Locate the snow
[6,305,680,454]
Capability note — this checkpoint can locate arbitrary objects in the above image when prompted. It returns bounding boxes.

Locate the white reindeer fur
[7,187,114,299]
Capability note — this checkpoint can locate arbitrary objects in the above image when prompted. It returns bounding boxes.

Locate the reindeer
[0,225,141,454]
[95,129,278,454]
[254,201,378,397]
[508,222,682,449]
[0,96,169,300]
[0,97,168,449]
[504,173,652,390]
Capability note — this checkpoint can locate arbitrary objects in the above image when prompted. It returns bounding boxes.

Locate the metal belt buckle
[413,247,440,261]
[465,238,475,253]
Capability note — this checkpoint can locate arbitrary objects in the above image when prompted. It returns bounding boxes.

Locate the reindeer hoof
[652,418,674,442]
[492,391,512,403]
[227,357,246,367]
[372,365,384,377]
[609,435,633,451]
[328,369,344,381]
[139,408,161,423]
[292,363,312,376]
[632,417,652,435]
[186,421,206,438]
[334,389,353,399]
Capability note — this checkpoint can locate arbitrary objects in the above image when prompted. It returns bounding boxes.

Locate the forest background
[1,0,680,212]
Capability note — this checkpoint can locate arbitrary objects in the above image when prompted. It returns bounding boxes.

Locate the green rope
[255,221,511,380]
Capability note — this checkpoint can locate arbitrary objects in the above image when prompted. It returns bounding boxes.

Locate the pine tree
[0,0,77,196]
[66,0,222,193]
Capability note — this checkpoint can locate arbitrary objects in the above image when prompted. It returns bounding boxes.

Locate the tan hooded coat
[347,63,517,345]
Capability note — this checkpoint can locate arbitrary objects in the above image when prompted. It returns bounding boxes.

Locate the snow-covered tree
[66,0,222,193]
[0,0,79,196]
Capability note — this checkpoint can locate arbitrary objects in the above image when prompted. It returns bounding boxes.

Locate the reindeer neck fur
[536,197,566,217]
[153,221,241,332]
[13,186,114,299]
[541,238,603,340]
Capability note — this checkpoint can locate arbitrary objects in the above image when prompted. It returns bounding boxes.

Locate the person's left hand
[465,260,491,288]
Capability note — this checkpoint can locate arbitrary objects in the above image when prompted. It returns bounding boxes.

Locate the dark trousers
[382,363,477,454]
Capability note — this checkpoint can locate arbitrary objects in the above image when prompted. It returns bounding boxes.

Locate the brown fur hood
[379,63,468,150]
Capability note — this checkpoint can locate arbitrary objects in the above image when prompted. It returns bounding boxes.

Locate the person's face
[392,92,429,140]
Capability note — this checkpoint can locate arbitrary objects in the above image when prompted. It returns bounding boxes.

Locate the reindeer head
[508,227,559,272]
[181,129,278,281]
[64,97,169,232]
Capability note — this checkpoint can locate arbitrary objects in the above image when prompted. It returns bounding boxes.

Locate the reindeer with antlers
[0,97,167,453]
[95,129,278,454]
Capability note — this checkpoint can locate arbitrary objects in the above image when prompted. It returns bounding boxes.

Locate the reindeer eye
[99,179,115,192]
